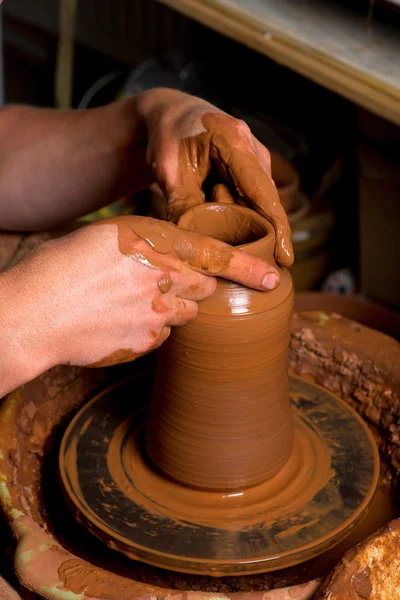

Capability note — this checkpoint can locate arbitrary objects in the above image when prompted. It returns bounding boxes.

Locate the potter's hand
[0,216,279,383]
[137,89,293,267]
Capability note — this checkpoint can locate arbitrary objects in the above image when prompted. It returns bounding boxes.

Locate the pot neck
[178,203,276,267]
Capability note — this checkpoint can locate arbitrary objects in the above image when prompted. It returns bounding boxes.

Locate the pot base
[59,374,379,577]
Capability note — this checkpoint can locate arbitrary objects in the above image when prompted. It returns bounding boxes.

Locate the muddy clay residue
[59,404,332,532]
[316,519,400,600]
[147,204,294,491]
[91,214,234,275]
[168,112,294,268]
[289,311,400,484]
[87,349,139,368]
[58,558,162,600]
[0,340,397,596]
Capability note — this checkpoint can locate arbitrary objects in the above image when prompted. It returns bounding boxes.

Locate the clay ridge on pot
[147,203,295,491]
[0,312,399,599]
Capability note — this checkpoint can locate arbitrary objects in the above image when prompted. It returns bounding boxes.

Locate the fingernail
[262,272,280,290]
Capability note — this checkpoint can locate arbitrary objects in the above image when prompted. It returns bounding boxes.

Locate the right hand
[11,216,280,370]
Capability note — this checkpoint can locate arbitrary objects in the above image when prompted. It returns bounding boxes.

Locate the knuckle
[235,118,251,136]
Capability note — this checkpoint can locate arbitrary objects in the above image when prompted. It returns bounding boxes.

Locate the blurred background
[0,0,399,314]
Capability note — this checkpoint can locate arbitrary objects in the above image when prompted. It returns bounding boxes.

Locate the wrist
[135,88,211,128]
[0,263,58,397]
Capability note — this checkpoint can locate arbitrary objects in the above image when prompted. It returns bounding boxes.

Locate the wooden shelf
[158,0,400,126]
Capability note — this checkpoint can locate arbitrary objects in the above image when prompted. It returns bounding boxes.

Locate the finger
[173,232,280,291]
[210,136,293,267]
[211,183,235,204]
[227,151,292,267]
[167,298,199,326]
[220,247,280,291]
[253,138,272,175]
[147,133,205,224]
[164,137,208,223]
[170,266,217,302]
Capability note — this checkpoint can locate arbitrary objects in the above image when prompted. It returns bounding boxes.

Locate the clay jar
[270,152,300,215]
[146,204,295,492]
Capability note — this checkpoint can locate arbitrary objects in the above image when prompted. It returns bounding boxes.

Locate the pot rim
[178,202,275,260]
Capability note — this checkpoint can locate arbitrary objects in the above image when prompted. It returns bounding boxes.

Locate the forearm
[0,265,54,397]
[0,96,154,231]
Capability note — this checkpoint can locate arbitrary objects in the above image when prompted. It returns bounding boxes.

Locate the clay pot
[148,153,304,225]
[287,191,310,226]
[146,203,295,491]
[290,209,336,292]
[1,313,400,599]
[270,152,300,215]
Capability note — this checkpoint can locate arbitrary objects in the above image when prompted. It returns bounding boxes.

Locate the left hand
[137,89,293,267]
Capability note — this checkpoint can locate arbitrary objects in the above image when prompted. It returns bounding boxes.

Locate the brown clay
[289,311,400,484]
[87,349,139,368]
[0,311,398,599]
[59,370,378,577]
[146,203,294,491]
[316,519,400,600]
[169,113,294,268]
[92,214,231,273]
[56,205,378,577]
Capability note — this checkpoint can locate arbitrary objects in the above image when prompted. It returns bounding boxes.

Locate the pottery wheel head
[59,373,379,577]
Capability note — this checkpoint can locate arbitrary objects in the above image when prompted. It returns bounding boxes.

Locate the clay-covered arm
[0,97,153,231]
[0,89,292,266]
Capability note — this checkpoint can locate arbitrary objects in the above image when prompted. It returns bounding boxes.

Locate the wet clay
[91,214,234,275]
[289,312,400,484]
[85,214,254,370]
[0,310,397,597]
[87,349,139,368]
[59,373,378,576]
[166,112,293,268]
[146,203,294,491]
[316,519,400,600]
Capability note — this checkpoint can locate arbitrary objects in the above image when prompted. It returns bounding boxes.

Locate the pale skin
[0,88,293,400]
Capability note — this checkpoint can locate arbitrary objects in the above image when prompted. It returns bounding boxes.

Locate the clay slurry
[146,204,295,491]
[167,112,294,268]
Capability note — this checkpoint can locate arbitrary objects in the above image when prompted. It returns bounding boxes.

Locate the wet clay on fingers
[146,204,294,491]
[164,112,293,267]
[90,215,233,275]
[84,215,246,370]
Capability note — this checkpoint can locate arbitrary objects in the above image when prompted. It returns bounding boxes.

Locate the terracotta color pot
[148,203,294,491]
[270,152,300,214]
[290,210,335,292]
[1,314,400,599]
[2,312,400,599]
[287,191,310,226]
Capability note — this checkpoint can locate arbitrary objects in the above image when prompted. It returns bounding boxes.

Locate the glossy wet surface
[59,374,379,576]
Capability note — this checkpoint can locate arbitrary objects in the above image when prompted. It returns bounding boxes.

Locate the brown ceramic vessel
[270,152,300,215]
[146,204,295,491]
